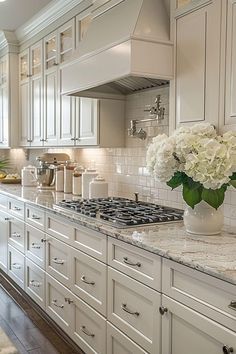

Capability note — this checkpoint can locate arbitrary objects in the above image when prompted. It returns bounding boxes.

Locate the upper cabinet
[170,0,222,131]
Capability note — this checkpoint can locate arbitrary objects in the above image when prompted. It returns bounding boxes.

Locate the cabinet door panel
[19,82,31,146]
[162,295,236,354]
[0,210,8,271]
[31,77,43,146]
[44,70,58,146]
[77,98,98,145]
[0,86,8,146]
[59,94,75,145]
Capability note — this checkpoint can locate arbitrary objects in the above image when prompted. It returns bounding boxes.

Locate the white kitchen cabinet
[170,0,222,130]
[25,258,45,309]
[0,209,9,272]
[8,245,25,289]
[161,295,236,354]
[77,97,98,145]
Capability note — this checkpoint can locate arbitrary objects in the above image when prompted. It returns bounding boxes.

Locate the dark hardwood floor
[0,276,84,354]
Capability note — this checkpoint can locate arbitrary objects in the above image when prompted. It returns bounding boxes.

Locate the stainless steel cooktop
[53,197,184,229]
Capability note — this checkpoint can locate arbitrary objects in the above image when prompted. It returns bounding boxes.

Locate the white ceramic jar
[82,169,98,199]
[21,166,37,187]
[72,166,84,196]
[89,176,108,199]
[64,161,76,194]
[55,165,64,192]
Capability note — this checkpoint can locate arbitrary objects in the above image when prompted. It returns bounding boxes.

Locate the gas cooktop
[53,197,184,229]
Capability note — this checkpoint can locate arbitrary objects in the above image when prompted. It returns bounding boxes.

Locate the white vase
[184,200,224,235]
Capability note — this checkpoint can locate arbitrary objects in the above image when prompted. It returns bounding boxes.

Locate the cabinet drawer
[25,258,45,309]
[46,213,73,244]
[8,217,25,253]
[108,238,161,290]
[71,248,107,315]
[73,225,107,263]
[107,322,148,354]
[46,236,71,288]
[8,245,25,289]
[8,198,24,220]
[108,267,161,354]
[162,259,236,331]
[71,294,106,354]
[26,204,45,231]
[25,224,46,269]
[46,274,71,335]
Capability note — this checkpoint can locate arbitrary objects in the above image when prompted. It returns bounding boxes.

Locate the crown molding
[0,31,19,54]
[15,0,93,45]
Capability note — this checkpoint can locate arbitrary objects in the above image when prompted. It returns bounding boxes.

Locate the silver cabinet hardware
[123,257,141,268]
[40,139,47,142]
[12,263,21,270]
[121,303,140,316]
[65,297,73,304]
[27,74,32,78]
[223,345,234,354]
[70,138,76,141]
[29,280,41,287]
[52,257,64,265]
[31,215,40,220]
[81,275,95,285]
[52,299,64,308]
[80,325,95,337]
[159,306,168,315]
[31,243,41,249]
[27,139,33,143]
[228,301,236,311]
[12,232,21,238]
[53,63,58,66]
[4,217,12,221]
[41,238,47,243]
[13,206,21,211]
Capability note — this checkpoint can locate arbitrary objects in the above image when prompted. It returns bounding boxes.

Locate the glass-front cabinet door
[19,49,30,82]
[0,56,7,86]
[76,10,92,50]
[58,19,75,64]
[30,41,42,77]
[44,32,58,71]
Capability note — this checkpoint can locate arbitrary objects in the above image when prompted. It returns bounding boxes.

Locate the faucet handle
[134,192,139,203]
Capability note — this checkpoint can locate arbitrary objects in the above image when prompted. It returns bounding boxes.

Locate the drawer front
[108,238,161,290]
[25,258,45,309]
[8,217,25,253]
[162,259,236,331]
[8,245,25,288]
[46,274,71,335]
[108,267,161,354]
[25,224,46,269]
[26,204,45,231]
[46,236,71,288]
[71,248,107,315]
[73,225,107,263]
[71,294,106,354]
[46,213,73,244]
[8,198,24,220]
[107,322,148,354]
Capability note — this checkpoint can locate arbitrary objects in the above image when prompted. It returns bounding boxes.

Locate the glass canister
[64,161,76,194]
[72,166,84,196]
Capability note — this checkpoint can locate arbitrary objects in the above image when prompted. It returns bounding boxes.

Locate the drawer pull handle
[13,207,21,211]
[80,325,95,338]
[30,280,41,288]
[12,263,21,270]
[31,215,41,220]
[52,300,64,309]
[4,217,12,221]
[65,297,73,304]
[81,275,95,285]
[12,232,21,238]
[52,257,64,265]
[123,257,141,268]
[31,243,41,249]
[159,306,168,315]
[228,301,236,311]
[223,346,234,354]
[121,303,140,317]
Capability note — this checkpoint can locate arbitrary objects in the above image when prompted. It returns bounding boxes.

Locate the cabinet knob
[159,306,168,315]
[228,301,236,311]
[40,139,47,142]
[27,139,33,143]
[223,345,234,354]
[65,297,73,304]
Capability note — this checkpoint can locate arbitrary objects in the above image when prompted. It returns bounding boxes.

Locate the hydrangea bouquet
[146,123,236,209]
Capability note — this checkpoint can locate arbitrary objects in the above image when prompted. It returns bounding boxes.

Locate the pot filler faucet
[127,95,165,140]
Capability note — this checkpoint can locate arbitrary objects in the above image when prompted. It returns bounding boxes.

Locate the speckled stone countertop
[1,185,236,286]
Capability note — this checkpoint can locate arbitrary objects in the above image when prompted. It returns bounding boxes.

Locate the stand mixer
[35,153,70,190]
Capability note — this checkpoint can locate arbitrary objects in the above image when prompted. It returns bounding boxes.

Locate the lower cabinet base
[0,270,85,354]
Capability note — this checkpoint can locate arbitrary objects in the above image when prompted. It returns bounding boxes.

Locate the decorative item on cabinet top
[146,122,236,235]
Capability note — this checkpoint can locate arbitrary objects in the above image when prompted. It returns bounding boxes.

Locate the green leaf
[183,183,202,208]
[230,172,236,180]
[201,187,225,209]
[167,172,184,189]
[230,180,236,188]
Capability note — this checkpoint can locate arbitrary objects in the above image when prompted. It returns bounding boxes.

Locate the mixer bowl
[35,166,55,188]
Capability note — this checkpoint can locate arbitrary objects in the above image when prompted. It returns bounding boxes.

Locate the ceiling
[0,0,53,31]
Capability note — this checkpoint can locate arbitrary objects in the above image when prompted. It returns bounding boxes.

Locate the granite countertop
[1,185,236,286]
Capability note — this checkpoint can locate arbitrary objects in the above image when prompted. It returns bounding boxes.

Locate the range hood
[61,0,173,98]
